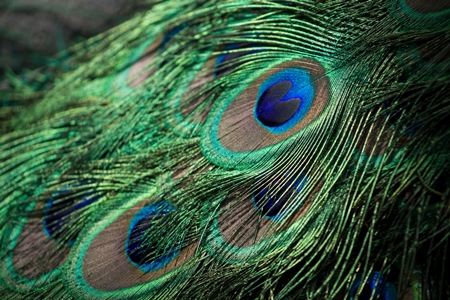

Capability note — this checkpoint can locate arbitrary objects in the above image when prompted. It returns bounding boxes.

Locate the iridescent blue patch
[43,188,100,246]
[255,68,315,134]
[160,24,186,50]
[252,173,307,221]
[125,201,181,273]
[349,271,397,300]
[158,24,187,68]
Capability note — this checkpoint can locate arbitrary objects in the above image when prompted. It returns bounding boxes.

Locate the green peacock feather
[1,0,449,299]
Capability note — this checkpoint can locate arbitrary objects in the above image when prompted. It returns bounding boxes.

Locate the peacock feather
[1,0,449,299]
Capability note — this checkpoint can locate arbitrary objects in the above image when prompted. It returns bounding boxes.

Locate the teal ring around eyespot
[202,187,320,264]
[63,190,199,300]
[351,136,406,170]
[125,201,180,273]
[200,57,333,169]
[166,51,213,136]
[110,33,161,95]
[386,0,450,29]
[0,202,62,293]
[202,198,282,264]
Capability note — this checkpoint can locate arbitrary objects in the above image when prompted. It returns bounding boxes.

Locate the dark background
[0,0,149,75]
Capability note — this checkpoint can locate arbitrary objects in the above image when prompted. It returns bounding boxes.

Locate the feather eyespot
[205,172,321,263]
[252,172,307,220]
[43,187,100,246]
[64,196,198,298]
[255,69,314,133]
[201,58,330,168]
[125,201,181,272]
[0,183,99,290]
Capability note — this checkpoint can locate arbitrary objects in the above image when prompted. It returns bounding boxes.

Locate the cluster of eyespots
[43,187,100,246]
[349,272,397,300]
[125,201,181,272]
[252,173,308,220]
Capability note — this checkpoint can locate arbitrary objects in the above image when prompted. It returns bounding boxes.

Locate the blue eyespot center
[160,24,186,50]
[126,201,181,273]
[255,68,315,134]
[349,272,397,300]
[157,24,187,68]
[43,188,100,246]
[252,173,307,220]
[256,80,301,127]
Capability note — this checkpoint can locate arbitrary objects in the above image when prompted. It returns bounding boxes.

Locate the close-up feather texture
[0,0,449,299]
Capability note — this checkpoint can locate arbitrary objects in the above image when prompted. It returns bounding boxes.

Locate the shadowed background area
[0,0,148,74]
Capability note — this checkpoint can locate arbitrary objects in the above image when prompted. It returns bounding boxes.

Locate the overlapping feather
[1,0,449,299]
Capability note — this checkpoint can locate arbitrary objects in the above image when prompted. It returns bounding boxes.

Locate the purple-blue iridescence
[43,189,100,246]
[125,201,181,272]
[252,174,307,219]
[158,24,186,67]
[349,272,397,300]
[255,68,315,134]
[256,80,301,127]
